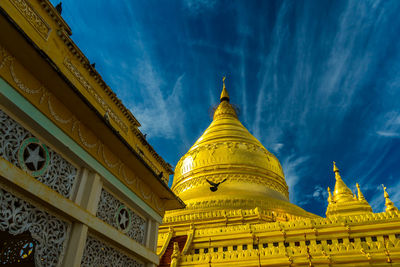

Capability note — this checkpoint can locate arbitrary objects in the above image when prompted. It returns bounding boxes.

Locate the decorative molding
[172,174,289,198]
[162,199,317,225]
[54,28,141,128]
[38,0,71,35]
[63,57,128,133]
[10,0,51,40]
[175,141,284,179]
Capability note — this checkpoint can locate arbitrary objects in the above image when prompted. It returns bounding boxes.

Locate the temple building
[0,0,184,266]
[157,82,400,266]
[1,1,400,267]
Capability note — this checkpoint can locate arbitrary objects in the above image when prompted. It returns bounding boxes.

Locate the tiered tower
[170,79,316,223]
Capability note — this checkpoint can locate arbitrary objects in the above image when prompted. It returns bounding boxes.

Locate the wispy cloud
[375,112,400,138]
[132,70,186,140]
[183,0,217,15]
[376,131,400,138]
[282,155,310,203]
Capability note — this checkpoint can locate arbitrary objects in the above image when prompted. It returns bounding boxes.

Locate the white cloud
[312,185,326,199]
[272,143,284,153]
[376,131,400,138]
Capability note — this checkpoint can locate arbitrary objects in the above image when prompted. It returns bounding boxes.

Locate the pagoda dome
[171,81,315,219]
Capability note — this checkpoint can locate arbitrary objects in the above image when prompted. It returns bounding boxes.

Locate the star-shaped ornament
[118,209,130,229]
[24,145,45,171]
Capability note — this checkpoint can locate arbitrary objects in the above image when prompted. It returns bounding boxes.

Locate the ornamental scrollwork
[172,174,288,198]
[177,141,286,175]
[0,188,70,266]
[96,189,146,244]
[0,109,77,198]
[81,236,143,267]
[10,0,51,40]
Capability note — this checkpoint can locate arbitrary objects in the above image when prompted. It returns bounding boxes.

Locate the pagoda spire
[382,184,398,212]
[327,162,373,217]
[356,183,367,202]
[220,76,230,102]
[332,162,354,203]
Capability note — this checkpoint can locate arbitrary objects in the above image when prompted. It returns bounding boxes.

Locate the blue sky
[53,0,400,216]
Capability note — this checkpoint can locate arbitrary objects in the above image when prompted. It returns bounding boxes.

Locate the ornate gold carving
[63,58,128,133]
[10,0,51,40]
[172,174,289,198]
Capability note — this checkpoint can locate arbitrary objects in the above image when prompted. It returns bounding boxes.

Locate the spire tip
[220,76,229,102]
[333,161,339,173]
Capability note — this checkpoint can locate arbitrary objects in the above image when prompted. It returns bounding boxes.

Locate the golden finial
[356,183,366,201]
[382,184,398,212]
[220,76,230,102]
[333,161,339,173]
[333,161,343,181]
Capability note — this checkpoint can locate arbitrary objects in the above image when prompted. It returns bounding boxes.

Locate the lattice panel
[96,189,146,244]
[0,109,77,198]
[81,235,144,267]
[0,188,70,266]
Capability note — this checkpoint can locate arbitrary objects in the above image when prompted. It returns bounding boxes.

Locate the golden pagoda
[157,79,400,266]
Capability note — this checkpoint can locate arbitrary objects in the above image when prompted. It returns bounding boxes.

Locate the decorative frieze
[96,188,147,244]
[0,188,70,266]
[81,235,144,267]
[10,0,51,40]
[172,174,289,198]
[0,109,77,198]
